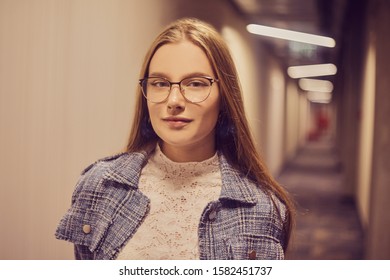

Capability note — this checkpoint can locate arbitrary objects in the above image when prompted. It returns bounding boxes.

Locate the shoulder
[81,152,131,176]
[248,182,289,249]
[80,151,148,179]
[218,153,287,220]
[252,184,287,219]
[70,151,148,203]
[74,153,127,190]
[236,179,287,228]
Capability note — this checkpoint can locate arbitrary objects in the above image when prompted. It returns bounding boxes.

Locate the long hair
[126,18,294,251]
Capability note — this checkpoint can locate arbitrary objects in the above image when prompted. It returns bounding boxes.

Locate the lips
[163,117,192,122]
[162,116,193,128]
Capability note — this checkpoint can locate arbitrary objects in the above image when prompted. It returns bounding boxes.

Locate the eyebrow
[148,72,215,79]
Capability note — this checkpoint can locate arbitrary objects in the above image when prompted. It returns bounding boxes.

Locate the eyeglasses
[139,76,218,103]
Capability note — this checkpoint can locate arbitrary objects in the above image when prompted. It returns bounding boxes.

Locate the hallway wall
[285,81,300,161]
[285,81,310,163]
[357,31,376,228]
[365,0,390,259]
[263,60,286,174]
[336,0,390,259]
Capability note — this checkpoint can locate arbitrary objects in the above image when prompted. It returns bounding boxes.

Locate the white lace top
[116,145,222,260]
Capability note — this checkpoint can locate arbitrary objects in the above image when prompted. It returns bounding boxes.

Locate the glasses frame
[139,76,219,104]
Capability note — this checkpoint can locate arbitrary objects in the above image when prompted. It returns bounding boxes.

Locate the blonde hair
[126,18,294,251]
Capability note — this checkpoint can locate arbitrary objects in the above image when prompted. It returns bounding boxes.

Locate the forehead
[149,40,214,78]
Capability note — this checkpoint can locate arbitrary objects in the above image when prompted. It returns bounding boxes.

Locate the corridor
[278,137,364,259]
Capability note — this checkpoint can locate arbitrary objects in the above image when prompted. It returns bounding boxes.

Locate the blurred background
[0,0,389,259]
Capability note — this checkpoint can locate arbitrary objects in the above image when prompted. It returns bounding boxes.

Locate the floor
[277,137,365,260]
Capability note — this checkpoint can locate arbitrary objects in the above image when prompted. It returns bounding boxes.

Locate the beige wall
[335,0,390,259]
[366,0,390,259]
[356,36,376,229]
[0,0,301,259]
[285,81,301,161]
[263,59,286,175]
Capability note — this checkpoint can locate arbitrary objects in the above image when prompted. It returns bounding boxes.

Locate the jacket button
[82,224,91,234]
[249,250,256,260]
[208,210,217,221]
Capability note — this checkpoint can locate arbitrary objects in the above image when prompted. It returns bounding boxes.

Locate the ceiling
[229,0,349,68]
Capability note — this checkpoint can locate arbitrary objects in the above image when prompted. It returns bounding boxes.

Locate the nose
[167,85,185,112]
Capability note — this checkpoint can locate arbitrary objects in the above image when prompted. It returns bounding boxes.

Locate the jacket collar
[217,153,257,205]
[104,150,257,206]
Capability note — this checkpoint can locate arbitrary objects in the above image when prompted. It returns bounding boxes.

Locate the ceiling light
[299,78,334,92]
[246,24,336,48]
[287,63,337,78]
[307,91,332,104]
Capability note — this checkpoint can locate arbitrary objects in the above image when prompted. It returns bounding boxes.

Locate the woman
[55,18,294,260]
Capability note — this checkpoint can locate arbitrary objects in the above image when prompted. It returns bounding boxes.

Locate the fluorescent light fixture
[246,24,336,48]
[287,63,337,78]
[307,91,332,104]
[299,78,334,92]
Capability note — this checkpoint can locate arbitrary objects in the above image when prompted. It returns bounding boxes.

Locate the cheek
[201,97,220,131]
[208,104,220,125]
[147,104,161,134]
[147,103,158,121]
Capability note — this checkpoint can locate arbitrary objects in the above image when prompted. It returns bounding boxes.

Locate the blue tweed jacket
[55,150,287,260]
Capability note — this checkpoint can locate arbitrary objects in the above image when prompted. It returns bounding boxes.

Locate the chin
[161,138,194,148]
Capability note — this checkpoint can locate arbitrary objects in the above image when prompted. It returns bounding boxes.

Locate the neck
[160,141,216,163]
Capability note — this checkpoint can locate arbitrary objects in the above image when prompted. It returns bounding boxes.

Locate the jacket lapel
[103,151,149,188]
[218,153,258,206]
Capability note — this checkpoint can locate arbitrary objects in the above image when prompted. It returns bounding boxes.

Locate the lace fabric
[116,145,222,259]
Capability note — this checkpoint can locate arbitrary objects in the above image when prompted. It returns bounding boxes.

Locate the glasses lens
[142,77,170,102]
[181,77,212,103]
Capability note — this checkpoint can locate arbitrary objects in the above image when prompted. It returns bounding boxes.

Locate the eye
[149,78,170,88]
[183,78,209,88]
